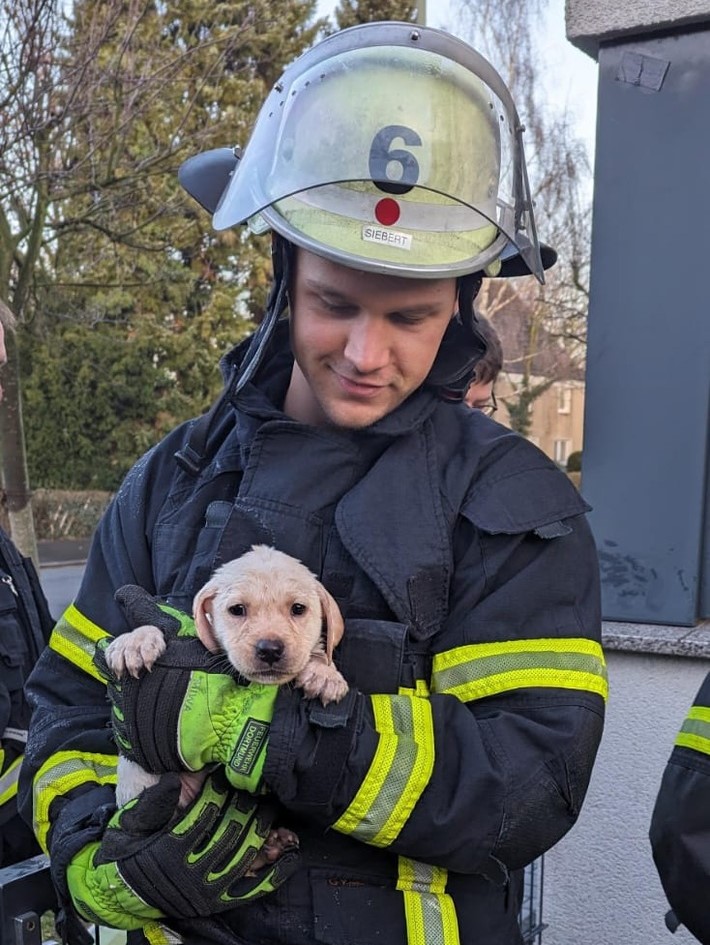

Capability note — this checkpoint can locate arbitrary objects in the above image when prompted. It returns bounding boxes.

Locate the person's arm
[17,442,172,919]
[19,428,297,937]
[264,474,606,878]
[650,672,710,945]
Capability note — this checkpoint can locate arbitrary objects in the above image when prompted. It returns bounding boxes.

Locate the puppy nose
[255,639,285,666]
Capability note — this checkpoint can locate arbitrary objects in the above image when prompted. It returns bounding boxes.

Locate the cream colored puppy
[106,545,349,810]
[193,544,348,703]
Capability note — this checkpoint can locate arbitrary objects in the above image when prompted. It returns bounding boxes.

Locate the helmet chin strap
[426,271,487,401]
[232,234,293,394]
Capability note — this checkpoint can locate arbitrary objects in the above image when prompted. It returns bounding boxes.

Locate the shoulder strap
[173,373,237,476]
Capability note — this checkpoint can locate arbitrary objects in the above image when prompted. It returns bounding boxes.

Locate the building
[480,284,586,469]
[539,3,710,944]
[494,375,584,468]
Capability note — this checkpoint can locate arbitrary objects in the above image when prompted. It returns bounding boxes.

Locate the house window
[554,439,571,465]
[557,386,572,414]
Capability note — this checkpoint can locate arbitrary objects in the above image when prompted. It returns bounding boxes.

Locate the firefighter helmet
[181,21,550,282]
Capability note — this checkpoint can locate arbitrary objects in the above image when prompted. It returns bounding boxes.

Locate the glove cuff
[67,842,163,931]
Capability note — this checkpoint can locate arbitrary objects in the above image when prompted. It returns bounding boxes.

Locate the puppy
[105,545,349,868]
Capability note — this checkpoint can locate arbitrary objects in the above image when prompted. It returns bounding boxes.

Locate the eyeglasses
[477,390,497,417]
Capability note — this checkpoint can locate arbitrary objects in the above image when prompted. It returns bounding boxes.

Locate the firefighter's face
[285,249,457,429]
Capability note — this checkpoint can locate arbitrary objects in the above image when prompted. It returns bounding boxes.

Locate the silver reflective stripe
[0,755,22,806]
[398,856,460,945]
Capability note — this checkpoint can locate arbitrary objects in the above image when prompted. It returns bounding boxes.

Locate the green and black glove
[66,771,298,931]
[94,585,278,793]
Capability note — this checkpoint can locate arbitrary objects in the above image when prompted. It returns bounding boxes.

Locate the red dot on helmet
[374,198,400,227]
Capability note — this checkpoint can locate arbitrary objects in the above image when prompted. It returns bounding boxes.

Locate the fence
[520,856,547,944]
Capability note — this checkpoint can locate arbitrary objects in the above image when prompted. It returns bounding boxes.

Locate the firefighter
[650,672,710,945]
[20,21,606,945]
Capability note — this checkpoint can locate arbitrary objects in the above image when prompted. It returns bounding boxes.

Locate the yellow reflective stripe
[0,755,22,807]
[49,604,111,682]
[675,706,710,755]
[398,857,460,945]
[333,693,434,847]
[33,750,117,851]
[144,922,183,945]
[431,637,608,702]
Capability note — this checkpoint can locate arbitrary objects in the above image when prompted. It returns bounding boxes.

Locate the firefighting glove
[66,771,298,931]
[94,587,278,793]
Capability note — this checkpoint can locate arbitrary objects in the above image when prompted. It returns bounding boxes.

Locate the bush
[566,451,583,473]
[29,489,112,540]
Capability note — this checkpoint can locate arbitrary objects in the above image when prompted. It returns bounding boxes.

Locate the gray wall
[549,3,710,941]
[543,650,709,944]
[567,0,710,57]
[580,28,710,625]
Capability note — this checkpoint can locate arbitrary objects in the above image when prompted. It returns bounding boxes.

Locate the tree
[0,0,326,545]
[455,0,592,434]
[332,0,418,30]
[475,279,575,437]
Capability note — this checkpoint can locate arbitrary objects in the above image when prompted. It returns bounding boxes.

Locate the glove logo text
[229,718,268,776]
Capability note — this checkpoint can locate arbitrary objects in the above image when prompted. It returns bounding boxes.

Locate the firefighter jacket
[650,671,710,945]
[20,325,606,945]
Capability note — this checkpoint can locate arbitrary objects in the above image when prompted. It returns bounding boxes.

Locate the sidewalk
[37,538,90,567]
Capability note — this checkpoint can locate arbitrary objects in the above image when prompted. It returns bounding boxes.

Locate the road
[39,563,85,618]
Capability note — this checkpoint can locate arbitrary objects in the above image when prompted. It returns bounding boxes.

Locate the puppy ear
[193,584,221,653]
[317,583,345,663]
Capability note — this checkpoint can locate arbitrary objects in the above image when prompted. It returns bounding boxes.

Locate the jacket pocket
[0,575,28,696]
[462,464,590,537]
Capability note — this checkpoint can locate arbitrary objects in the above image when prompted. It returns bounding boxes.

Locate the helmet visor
[214,26,541,279]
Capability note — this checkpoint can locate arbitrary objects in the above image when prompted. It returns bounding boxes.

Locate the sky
[315,0,599,159]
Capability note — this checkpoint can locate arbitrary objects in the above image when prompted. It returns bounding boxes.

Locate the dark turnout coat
[20,328,606,945]
[651,671,710,945]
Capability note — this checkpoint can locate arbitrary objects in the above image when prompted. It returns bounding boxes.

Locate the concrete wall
[543,649,710,944]
[566,0,710,57]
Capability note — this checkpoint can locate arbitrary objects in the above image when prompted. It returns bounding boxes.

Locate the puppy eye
[228,603,246,617]
[291,602,307,617]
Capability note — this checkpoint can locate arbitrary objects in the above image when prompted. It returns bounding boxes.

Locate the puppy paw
[247,827,300,874]
[263,826,299,859]
[105,625,166,678]
[296,661,349,706]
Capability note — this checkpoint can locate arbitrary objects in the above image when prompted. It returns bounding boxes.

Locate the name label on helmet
[362,225,412,250]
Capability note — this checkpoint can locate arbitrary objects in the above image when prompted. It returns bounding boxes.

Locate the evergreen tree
[333,0,418,30]
[5,0,325,492]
